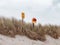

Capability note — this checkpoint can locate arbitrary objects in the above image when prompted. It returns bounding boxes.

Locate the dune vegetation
[0,17,60,41]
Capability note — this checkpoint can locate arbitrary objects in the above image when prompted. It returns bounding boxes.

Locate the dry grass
[0,17,60,41]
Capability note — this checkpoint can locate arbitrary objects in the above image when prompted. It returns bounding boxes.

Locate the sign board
[21,12,25,19]
[32,18,37,23]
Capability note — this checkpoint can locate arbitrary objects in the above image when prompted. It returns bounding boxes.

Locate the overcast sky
[0,0,60,25]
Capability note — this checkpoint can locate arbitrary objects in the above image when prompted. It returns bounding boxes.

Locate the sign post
[32,18,37,28]
[21,11,25,31]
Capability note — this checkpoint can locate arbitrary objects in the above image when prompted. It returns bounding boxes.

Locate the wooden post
[22,18,23,25]
[22,19,24,31]
[33,23,34,28]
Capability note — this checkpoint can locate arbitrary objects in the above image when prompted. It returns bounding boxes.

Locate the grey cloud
[53,0,60,5]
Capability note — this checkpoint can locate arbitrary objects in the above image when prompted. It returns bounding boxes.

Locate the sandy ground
[0,34,60,45]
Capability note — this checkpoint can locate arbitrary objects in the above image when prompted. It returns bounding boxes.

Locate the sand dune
[0,35,60,45]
